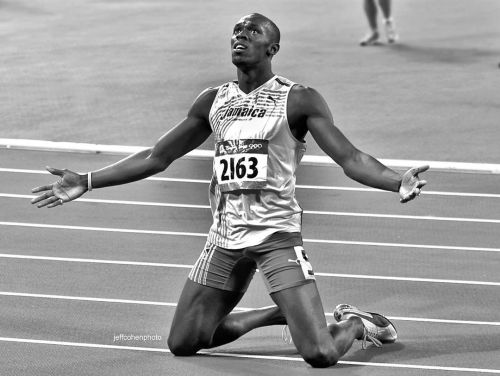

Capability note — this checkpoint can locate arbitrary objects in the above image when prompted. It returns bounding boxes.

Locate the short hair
[246,13,280,44]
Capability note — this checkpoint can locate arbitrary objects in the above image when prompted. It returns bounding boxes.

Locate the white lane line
[1,221,499,253]
[1,291,499,326]
[0,253,192,268]
[0,336,169,352]
[4,193,211,209]
[3,193,500,224]
[2,167,500,198]
[297,184,500,199]
[0,291,177,306]
[2,138,500,174]
[0,221,208,237]
[1,253,499,287]
[314,272,500,286]
[388,316,500,326]
[304,209,500,224]
[305,238,500,253]
[1,337,500,374]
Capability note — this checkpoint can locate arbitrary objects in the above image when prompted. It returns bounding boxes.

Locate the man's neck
[236,67,274,94]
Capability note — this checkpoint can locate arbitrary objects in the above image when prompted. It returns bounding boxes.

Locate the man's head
[231,13,281,69]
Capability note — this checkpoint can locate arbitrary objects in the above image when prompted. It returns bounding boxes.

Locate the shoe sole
[366,312,398,343]
[360,40,381,46]
[334,306,397,343]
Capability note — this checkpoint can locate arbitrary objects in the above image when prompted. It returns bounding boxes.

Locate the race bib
[214,139,268,192]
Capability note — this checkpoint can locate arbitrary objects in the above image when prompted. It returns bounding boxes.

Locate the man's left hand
[399,165,429,203]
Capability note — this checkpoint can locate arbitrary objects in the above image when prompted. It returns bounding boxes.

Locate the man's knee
[167,330,210,356]
[301,345,339,368]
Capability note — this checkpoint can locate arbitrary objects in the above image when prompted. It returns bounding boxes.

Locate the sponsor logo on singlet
[219,106,267,120]
[216,139,267,156]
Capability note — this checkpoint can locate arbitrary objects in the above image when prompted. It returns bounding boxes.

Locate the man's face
[231,15,276,67]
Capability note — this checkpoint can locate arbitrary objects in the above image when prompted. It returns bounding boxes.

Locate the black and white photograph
[1,0,499,374]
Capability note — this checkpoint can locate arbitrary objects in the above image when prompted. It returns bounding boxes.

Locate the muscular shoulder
[188,86,219,120]
[288,84,328,115]
[287,84,332,137]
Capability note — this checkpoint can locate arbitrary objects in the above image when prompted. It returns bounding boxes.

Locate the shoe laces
[361,327,382,349]
[281,325,293,345]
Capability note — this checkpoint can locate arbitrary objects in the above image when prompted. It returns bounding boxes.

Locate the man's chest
[210,90,287,140]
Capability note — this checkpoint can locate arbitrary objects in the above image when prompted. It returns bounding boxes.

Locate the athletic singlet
[206,75,306,249]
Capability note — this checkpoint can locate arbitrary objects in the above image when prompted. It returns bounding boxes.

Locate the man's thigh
[271,281,331,351]
[189,241,257,292]
[169,242,256,352]
[168,279,244,354]
[251,243,316,293]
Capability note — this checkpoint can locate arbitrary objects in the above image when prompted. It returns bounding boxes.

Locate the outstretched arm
[288,85,428,203]
[31,88,215,208]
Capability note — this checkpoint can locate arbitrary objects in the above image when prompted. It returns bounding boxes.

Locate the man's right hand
[31,167,87,208]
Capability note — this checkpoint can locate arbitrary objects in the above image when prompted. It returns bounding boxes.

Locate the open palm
[399,165,429,203]
[31,167,87,208]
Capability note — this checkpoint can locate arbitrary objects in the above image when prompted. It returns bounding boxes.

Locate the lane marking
[0,221,208,237]
[0,253,192,268]
[0,291,176,306]
[1,138,500,173]
[314,273,500,286]
[1,221,499,253]
[3,193,500,223]
[388,316,500,326]
[2,167,500,198]
[1,292,499,326]
[4,193,211,210]
[304,209,500,224]
[1,252,499,286]
[0,337,499,373]
[305,238,500,253]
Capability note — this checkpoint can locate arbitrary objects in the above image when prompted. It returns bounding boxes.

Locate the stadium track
[1,146,499,376]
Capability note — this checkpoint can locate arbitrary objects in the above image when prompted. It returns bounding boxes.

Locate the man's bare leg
[364,0,379,31]
[378,0,392,19]
[271,282,363,368]
[168,279,364,368]
[361,0,380,45]
[378,0,398,42]
[167,280,285,355]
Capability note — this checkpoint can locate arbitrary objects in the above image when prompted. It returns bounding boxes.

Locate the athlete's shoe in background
[359,31,380,46]
[384,18,399,43]
[333,304,397,349]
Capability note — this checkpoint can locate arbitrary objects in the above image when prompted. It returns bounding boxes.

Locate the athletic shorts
[188,232,316,294]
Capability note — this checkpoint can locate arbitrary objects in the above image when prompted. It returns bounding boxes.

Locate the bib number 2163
[220,156,258,181]
[215,139,268,191]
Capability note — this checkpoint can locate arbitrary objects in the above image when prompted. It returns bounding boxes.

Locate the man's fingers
[415,165,430,174]
[416,179,427,189]
[47,197,63,208]
[406,165,429,178]
[46,166,65,177]
[400,165,428,204]
[31,185,53,194]
[31,191,53,204]
[400,187,421,203]
[400,193,414,203]
[36,196,60,208]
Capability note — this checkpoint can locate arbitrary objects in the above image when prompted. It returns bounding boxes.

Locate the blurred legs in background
[360,0,398,46]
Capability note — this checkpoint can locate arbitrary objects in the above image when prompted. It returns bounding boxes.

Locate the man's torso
[206,75,306,249]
